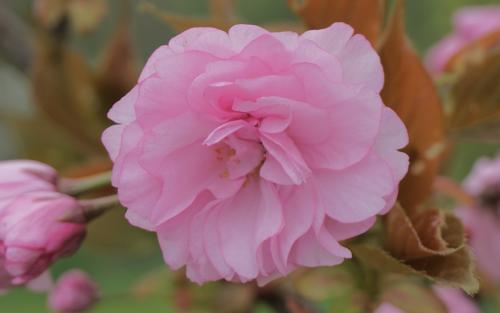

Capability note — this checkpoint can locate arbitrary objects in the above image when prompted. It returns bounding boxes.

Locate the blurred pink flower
[103,23,409,284]
[48,270,99,313]
[434,286,480,313]
[373,303,404,313]
[374,287,480,313]
[0,160,86,290]
[463,155,500,204]
[457,155,500,282]
[426,6,500,74]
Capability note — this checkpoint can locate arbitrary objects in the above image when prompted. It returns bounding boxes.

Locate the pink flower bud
[0,160,86,289]
[374,287,480,313]
[48,270,99,313]
[373,303,404,313]
[0,160,57,198]
[434,286,480,313]
[0,192,86,286]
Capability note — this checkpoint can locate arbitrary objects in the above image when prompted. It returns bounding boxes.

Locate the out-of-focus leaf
[433,176,475,207]
[351,242,478,295]
[383,204,479,294]
[85,207,159,253]
[385,205,463,260]
[382,281,448,313]
[33,0,66,30]
[379,0,445,211]
[262,22,306,33]
[285,296,319,313]
[34,0,107,33]
[292,267,365,313]
[68,0,107,33]
[1,113,86,167]
[32,32,107,155]
[213,284,255,313]
[96,7,138,110]
[141,2,233,32]
[409,248,478,295]
[288,0,384,45]
[209,0,236,21]
[350,244,421,277]
[131,268,171,299]
[0,2,33,72]
[452,118,500,144]
[444,31,500,133]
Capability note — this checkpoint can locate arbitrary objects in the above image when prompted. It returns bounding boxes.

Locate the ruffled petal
[261,132,311,185]
[139,45,173,82]
[288,229,345,267]
[101,125,124,161]
[301,22,354,55]
[107,86,137,124]
[291,82,382,170]
[374,107,409,182]
[316,152,394,223]
[337,34,384,92]
[324,216,377,241]
[217,179,282,279]
[156,192,214,270]
[169,27,233,57]
[229,24,268,52]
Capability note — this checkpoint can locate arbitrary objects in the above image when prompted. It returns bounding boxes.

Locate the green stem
[59,171,113,195]
[62,194,120,223]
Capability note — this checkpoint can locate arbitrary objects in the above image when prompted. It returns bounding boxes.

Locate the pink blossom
[458,207,500,282]
[373,303,404,313]
[457,155,500,282]
[0,160,86,289]
[374,287,480,313]
[463,155,500,204]
[426,6,500,74]
[48,270,99,313]
[103,23,409,284]
[433,286,480,313]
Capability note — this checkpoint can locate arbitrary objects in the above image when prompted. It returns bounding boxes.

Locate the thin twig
[59,171,113,195]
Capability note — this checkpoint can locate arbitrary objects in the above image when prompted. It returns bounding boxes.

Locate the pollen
[219,169,230,178]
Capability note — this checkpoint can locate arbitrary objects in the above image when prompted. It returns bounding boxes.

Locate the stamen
[219,169,230,178]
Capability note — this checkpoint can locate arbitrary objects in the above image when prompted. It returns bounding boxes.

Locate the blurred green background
[0,0,499,312]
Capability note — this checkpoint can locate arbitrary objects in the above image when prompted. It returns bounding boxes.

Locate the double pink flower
[103,23,409,284]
